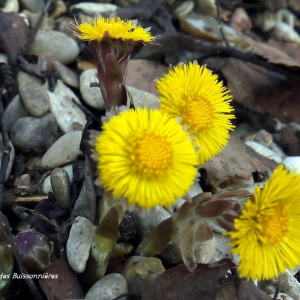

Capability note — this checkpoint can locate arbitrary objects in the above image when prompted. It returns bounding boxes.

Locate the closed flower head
[157,62,235,165]
[74,16,154,43]
[227,165,300,280]
[95,108,198,209]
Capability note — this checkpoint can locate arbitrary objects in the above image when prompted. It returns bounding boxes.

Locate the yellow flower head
[227,164,300,280]
[157,62,235,165]
[95,108,198,209]
[74,16,155,43]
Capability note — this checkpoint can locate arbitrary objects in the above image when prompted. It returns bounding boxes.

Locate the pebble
[67,217,95,273]
[79,69,105,109]
[0,137,15,182]
[42,164,73,194]
[10,113,57,153]
[13,174,31,187]
[41,131,83,169]
[122,256,165,294]
[1,0,19,12]
[132,206,171,239]
[27,30,80,65]
[211,232,233,262]
[0,53,8,64]
[245,141,282,164]
[179,13,248,47]
[48,80,87,133]
[3,95,29,131]
[70,3,117,17]
[24,10,55,30]
[195,0,216,17]
[127,86,160,109]
[85,273,128,300]
[51,168,71,209]
[51,0,67,19]
[19,0,44,13]
[17,71,50,118]
[283,156,300,174]
[278,270,300,300]
[54,61,79,89]
[173,1,194,18]
[270,22,300,44]
[270,293,293,300]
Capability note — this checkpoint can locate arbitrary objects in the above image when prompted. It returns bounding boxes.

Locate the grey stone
[54,61,79,89]
[283,156,300,174]
[3,95,29,131]
[0,53,8,64]
[51,168,71,209]
[122,256,164,294]
[0,137,15,182]
[42,164,73,194]
[127,86,160,109]
[67,217,95,273]
[70,3,117,17]
[10,113,57,153]
[17,71,50,117]
[278,270,300,300]
[79,69,105,109]
[211,232,233,263]
[19,0,44,13]
[1,0,19,12]
[27,30,79,65]
[41,131,83,169]
[48,80,87,133]
[245,141,282,164]
[13,174,31,187]
[85,273,128,300]
[132,206,171,239]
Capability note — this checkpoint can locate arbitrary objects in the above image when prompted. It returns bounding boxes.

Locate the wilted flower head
[95,108,198,209]
[157,62,235,165]
[74,16,155,43]
[226,164,300,280]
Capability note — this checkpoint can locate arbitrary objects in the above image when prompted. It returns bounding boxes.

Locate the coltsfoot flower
[71,15,156,110]
[226,165,300,280]
[74,16,155,43]
[95,108,198,209]
[157,62,235,165]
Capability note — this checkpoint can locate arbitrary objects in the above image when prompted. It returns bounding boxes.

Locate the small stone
[42,164,73,194]
[132,206,171,239]
[270,22,300,43]
[85,273,128,300]
[48,80,87,133]
[19,0,44,13]
[54,61,79,89]
[17,71,50,117]
[195,0,216,17]
[70,2,117,17]
[51,0,67,19]
[193,237,215,264]
[245,141,282,164]
[41,131,83,169]
[270,293,293,300]
[10,113,57,153]
[127,86,160,109]
[115,0,139,7]
[3,94,29,131]
[24,10,55,30]
[26,156,42,172]
[211,232,233,262]
[51,168,71,209]
[1,0,19,12]
[27,30,80,65]
[283,156,300,174]
[0,136,15,182]
[67,216,95,273]
[278,270,300,300]
[288,0,300,12]
[13,174,31,187]
[179,13,248,47]
[122,256,165,294]
[79,69,105,109]
[173,1,194,18]
[0,53,8,64]
[230,7,252,32]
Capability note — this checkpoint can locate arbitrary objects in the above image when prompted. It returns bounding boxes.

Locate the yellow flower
[95,108,198,209]
[157,62,235,165]
[74,16,154,43]
[226,164,300,280]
